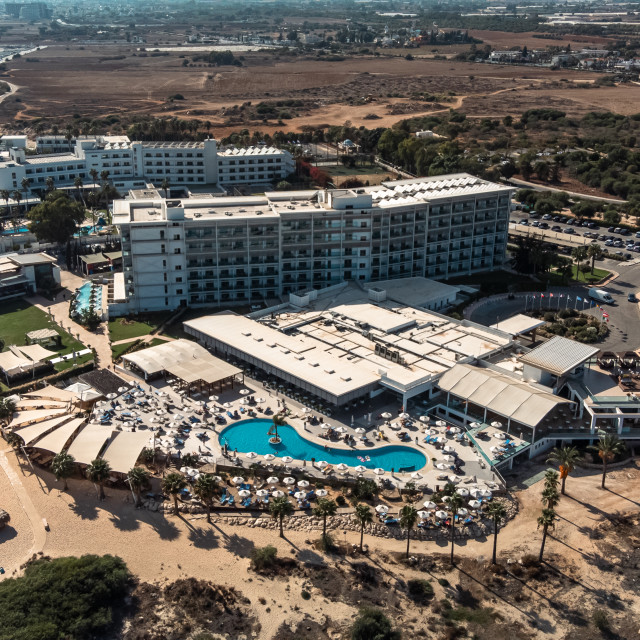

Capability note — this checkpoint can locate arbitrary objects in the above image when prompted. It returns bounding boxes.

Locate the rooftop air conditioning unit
[225,212,233,216]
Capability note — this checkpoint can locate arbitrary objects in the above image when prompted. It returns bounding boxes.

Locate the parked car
[531,220,540,227]
[566,219,575,225]
[542,214,552,220]
[538,222,549,229]
[563,228,575,234]
[551,225,562,232]
[628,293,638,302]
[518,219,529,225]
[608,226,616,232]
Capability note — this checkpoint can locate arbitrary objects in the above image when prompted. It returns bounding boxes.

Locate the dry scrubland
[1,45,639,136]
[1,447,640,639]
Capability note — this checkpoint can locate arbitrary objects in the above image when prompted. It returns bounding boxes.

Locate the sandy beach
[2,436,639,638]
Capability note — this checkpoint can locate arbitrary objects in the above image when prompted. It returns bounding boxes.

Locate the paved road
[508,177,627,205]
[469,258,640,352]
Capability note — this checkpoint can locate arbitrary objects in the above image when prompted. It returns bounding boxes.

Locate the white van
[589,289,614,304]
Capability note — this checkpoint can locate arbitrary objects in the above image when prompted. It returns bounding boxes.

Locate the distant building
[4,2,51,20]
[0,136,294,193]
[0,252,60,300]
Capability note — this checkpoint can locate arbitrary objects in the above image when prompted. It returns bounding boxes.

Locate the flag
[577,296,582,301]
[541,293,545,298]
[550,293,554,297]
[602,311,609,318]
[567,296,572,301]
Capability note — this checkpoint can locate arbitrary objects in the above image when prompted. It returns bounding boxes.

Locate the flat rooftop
[364,277,460,307]
[519,336,600,376]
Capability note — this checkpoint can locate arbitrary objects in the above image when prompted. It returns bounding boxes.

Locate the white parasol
[375,504,389,513]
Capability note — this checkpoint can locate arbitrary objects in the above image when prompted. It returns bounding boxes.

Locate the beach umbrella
[449,427,461,434]
[297,480,310,488]
[180,466,189,473]
[490,446,501,453]
[238,490,251,498]
[272,490,285,498]
[256,489,269,497]
[208,395,219,402]
[294,491,306,499]
[443,445,455,453]
[355,465,367,473]
[436,463,448,470]
[469,422,481,428]
[266,476,279,484]
[245,451,257,459]
[281,456,293,464]
[283,477,295,485]
[417,510,430,519]
[188,469,199,477]
[118,386,127,393]
[491,421,503,428]
[213,476,222,483]
[239,389,252,395]
[448,475,460,484]
[231,476,245,485]
[302,407,312,413]
[493,432,506,440]
[457,508,469,517]
[355,427,366,434]
[335,426,347,434]
[426,428,438,435]
[107,392,117,400]
[263,453,275,461]
[437,436,448,444]
[479,489,492,498]
[255,397,266,403]
[435,510,448,520]
[316,460,328,468]
[435,420,447,427]
[442,495,452,502]
[336,463,348,471]
[470,488,482,498]
[374,468,385,475]
[375,504,389,513]
[443,455,455,463]
[457,488,469,497]
[423,500,437,509]
[410,471,422,479]
[135,391,145,398]
[316,489,328,497]
[381,412,392,419]
[468,500,482,509]
[399,412,410,419]
[223,402,233,409]
[320,423,332,429]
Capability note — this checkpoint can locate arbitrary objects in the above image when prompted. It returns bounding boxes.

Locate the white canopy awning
[13,415,72,446]
[33,417,86,454]
[7,408,68,429]
[101,430,150,474]
[66,424,112,464]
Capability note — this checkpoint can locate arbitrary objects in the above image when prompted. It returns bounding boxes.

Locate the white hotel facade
[110,174,512,316]
[0,136,294,193]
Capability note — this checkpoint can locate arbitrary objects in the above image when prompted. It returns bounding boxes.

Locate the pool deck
[107,374,499,491]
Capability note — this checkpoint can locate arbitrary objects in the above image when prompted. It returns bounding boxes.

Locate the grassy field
[570,266,610,283]
[0,299,90,374]
[108,312,172,342]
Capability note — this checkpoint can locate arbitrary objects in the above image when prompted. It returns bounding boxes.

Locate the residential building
[0,136,293,193]
[109,173,512,315]
[0,252,60,300]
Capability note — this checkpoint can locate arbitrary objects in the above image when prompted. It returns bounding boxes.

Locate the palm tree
[354,503,373,552]
[20,177,30,214]
[588,434,625,489]
[89,168,99,188]
[45,176,55,193]
[587,243,602,275]
[86,458,111,500]
[448,492,465,565]
[270,495,294,537]
[11,190,21,230]
[537,508,556,562]
[399,505,418,559]
[486,501,507,565]
[51,451,75,491]
[74,176,84,205]
[193,473,218,523]
[160,178,170,199]
[0,396,16,424]
[546,446,583,494]
[543,469,559,493]
[162,472,187,515]
[313,497,337,544]
[571,245,588,281]
[541,486,560,510]
[127,466,151,507]
[0,189,10,220]
[269,413,287,442]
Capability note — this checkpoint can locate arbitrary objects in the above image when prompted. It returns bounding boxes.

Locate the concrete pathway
[0,448,47,567]
[25,269,112,367]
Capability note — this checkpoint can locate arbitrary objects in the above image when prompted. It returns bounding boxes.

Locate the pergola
[164,357,242,397]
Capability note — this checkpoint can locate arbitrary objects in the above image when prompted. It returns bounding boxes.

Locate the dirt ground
[1,45,636,137]
[2,439,639,639]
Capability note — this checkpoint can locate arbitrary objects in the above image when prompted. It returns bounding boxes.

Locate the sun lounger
[227,495,235,506]
[226,411,234,418]
[384,518,399,525]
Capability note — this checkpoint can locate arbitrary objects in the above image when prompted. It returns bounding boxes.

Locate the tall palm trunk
[539,524,549,562]
[279,516,284,538]
[405,528,411,558]
[601,460,608,489]
[492,521,499,565]
[98,482,105,500]
[450,519,456,565]
[173,495,179,515]
[63,478,68,491]
[360,524,364,552]
[322,515,327,539]
[206,501,211,523]
[561,475,567,495]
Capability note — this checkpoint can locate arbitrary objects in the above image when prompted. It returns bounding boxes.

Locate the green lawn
[326,163,387,177]
[0,298,90,374]
[570,265,610,283]
[108,311,172,342]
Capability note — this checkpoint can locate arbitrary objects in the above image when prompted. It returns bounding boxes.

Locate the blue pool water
[73,224,103,238]
[74,281,102,314]
[219,419,427,472]
[1,227,29,235]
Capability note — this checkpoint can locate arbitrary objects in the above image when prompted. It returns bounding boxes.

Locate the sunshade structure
[64,382,103,403]
[13,414,74,445]
[122,339,242,395]
[32,417,86,454]
[518,336,599,377]
[437,363,571,429]
[8,408,68,429]
[101,430,150,474]
[66,424,112,464]
[24,385,78,402]
[15,398,69,410]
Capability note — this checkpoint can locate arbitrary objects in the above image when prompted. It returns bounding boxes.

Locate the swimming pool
[219,419,427,472]
[1,227,29,235]
[74,281,102,315]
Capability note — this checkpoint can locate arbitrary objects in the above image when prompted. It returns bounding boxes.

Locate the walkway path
[0,448,47,570]
[25,270,112,367]
[508,177,627,205]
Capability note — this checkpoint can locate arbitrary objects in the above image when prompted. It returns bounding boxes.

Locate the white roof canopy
[33,417,86,454]
[66,424,112,465]
[437,363,570,428]
[101,430,150,474]
[13,415,72,446]
[519,336,600,376]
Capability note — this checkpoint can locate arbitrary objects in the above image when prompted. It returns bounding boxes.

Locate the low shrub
[408,578,434,602]
[250,545,277,571]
